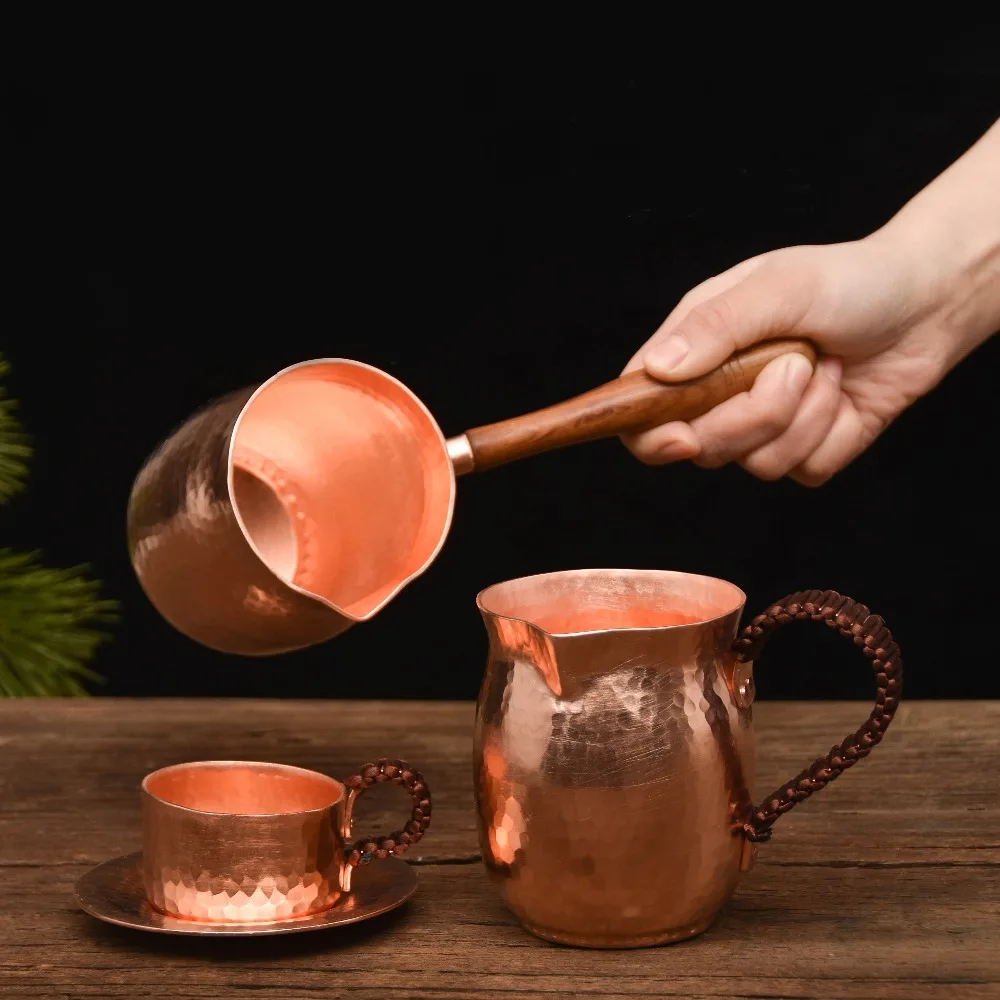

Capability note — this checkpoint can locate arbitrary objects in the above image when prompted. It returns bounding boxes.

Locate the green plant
[0,356,117,696]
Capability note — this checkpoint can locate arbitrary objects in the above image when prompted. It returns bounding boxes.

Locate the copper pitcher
[473,569,902,949]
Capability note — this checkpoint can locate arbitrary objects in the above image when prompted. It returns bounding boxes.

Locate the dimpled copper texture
[474,569,754,949]
[127,359,456,656]
[141,762,345,923]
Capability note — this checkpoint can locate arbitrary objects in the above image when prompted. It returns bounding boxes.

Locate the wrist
[867,120,1000,367]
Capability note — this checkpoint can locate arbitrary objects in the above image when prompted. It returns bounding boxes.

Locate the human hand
[622,237,952,485]
[623,120,1000,485]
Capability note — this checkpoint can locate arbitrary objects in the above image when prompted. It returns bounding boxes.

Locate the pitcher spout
[479,611,563,697]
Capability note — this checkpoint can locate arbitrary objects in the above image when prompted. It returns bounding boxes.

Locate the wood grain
[464,338,816,471]
[1,699,997,999]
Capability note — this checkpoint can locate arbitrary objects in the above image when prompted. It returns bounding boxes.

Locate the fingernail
[645,333,689,375]
[657,439,696,463]
[785,354,812,394]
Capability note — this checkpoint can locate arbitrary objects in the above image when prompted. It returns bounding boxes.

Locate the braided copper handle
[733,590,902,844]
[343,758,431,866]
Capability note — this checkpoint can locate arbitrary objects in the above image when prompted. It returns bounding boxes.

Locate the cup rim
[141,760,345,817]
[476,568,747,636]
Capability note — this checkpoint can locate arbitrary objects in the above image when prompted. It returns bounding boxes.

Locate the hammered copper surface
[75,852,417,937]
[474,569,754,949]
[142,761,347,922]
[138,758,431,926]
[127,359,457,655]
[129,344,814,657]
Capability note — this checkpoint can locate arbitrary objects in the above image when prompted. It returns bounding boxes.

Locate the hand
[622,236,951,485]
[622,119,1000,486]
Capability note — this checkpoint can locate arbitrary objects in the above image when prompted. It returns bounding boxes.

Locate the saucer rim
[74,851,417,937]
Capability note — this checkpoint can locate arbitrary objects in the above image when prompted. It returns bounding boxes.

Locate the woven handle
[733,590,903,844]
[343,758,431,866]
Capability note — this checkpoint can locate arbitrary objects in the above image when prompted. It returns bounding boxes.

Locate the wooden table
[0,700,996,999]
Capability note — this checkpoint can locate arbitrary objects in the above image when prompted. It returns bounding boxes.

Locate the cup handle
[342,758,432,871]
[733,590,903,845]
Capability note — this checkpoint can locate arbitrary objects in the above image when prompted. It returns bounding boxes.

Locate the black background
[5,34,999,700]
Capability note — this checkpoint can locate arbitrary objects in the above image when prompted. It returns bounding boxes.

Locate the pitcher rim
[476,568,747,637]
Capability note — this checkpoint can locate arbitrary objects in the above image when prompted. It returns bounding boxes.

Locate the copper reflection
[473,569,755,949]
[128,360,457,656]
[141,762,348,923]
[130,342,816,658]
[75,852,418,937]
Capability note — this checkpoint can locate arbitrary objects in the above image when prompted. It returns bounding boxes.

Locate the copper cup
[140,758,431,923]
[473,569,902,948]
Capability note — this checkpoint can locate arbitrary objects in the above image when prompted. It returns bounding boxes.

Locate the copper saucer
[75,853,417,937]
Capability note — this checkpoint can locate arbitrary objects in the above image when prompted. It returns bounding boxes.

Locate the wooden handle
[462,338,817,472]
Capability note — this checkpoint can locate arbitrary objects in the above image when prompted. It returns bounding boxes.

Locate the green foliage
[0,356,118,696]
[0,551,117,696]
[0,358,32,501]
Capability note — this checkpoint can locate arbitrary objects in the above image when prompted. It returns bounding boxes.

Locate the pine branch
[0,550,118,697]
[0,354,119,697]
[0,357,32,501]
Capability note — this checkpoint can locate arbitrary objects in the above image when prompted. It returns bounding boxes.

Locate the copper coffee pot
[128,339,815,655]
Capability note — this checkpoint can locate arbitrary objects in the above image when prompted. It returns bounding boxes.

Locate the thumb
[643,262,815,382]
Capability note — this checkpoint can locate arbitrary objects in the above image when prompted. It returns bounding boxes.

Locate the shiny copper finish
[474,569,754,949]
[138,758,428,925]
[141,761,348,922]
[445,433,476,476]
[130,342,814,656]
[128,360,456,655]
[75,852,417,937]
